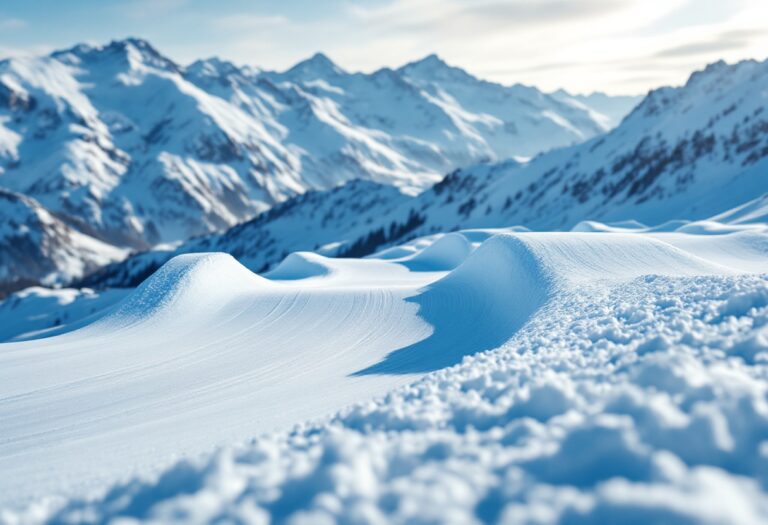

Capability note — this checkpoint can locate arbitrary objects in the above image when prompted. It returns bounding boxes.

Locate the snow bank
[87,253,271,331]
[400,232,474,271]
[497,232,730,283]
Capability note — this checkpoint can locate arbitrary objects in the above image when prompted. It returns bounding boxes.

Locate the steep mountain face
[0,189,126,296]
[0,38,624,250]
[397,55,612,159]
[76,179,413,288]
[331,58,768,251]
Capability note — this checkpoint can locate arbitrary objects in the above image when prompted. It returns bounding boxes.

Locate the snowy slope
[0,189,126,297]
[328,58,768,255]
[32,269,768,525]
[0,222,767,519]
[0,39,621,250]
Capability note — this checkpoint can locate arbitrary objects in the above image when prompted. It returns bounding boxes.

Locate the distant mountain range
[82,57,768,289]
[0,38,646,294]
[0,38,632,244]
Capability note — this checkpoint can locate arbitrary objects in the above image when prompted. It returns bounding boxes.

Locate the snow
[1,221,767,523]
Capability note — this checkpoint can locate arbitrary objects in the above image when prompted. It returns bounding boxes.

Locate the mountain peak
[186,57,249,79]
[51,37,179,72]
[307,52,335,66]
[398,53,474,84]
[417,53,448,66]
[284,52,345,79]
[401,53,450,71]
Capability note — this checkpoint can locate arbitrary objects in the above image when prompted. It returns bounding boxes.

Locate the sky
[1,0,767,95]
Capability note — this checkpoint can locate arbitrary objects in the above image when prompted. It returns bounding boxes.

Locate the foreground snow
[1,225,767,523]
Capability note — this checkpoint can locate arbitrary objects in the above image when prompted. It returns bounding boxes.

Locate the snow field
[0,226,767,523]
[12,273,768,524]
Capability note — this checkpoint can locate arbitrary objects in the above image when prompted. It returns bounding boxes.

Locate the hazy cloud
[0,16,25,30]
[116,0,188,20]
[213,14,290,31]
[655,28,765,58]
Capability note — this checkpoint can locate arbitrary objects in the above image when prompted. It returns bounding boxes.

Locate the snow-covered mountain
[0,38,620,254]
[331,57,768,252]
[80,57,768,289]
[0,189,126,297]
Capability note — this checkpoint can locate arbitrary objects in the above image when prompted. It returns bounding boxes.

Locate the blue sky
[1,0,767,94]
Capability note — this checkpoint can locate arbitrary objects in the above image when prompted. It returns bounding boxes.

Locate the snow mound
[265,252,333,280]
[571,220,649,233]
[675,220,768,235]
[359,234,552,374]
[359,231,738,375]
[400,232,475,271]
[90,253,270,331]
[503,233,731,284]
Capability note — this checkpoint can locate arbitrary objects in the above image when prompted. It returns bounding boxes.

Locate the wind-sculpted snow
[88,253,272,330]
[359,235,553,375]
[265,252,333,281]
[398,232,474,271]
[3,228,767,524]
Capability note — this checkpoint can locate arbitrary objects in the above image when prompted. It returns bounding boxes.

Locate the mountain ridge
[0,37,638,292]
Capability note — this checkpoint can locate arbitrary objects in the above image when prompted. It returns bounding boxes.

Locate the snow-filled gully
[0,231,765,513]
